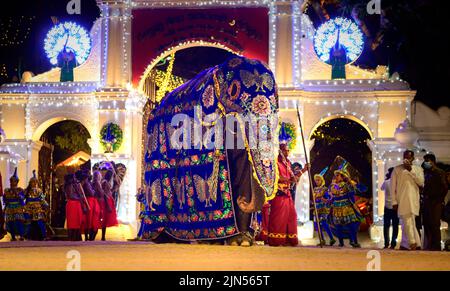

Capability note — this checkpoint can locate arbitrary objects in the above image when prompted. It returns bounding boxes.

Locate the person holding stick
[77,170,101,241]
[65,174,86,241]
[313,173,335,246]
[267,124,309,246]
[100,170,118,241]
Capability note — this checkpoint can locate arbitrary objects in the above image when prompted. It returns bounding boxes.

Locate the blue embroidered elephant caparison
[142,55,279,241]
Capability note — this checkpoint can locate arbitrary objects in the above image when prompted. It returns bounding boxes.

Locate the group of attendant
[383,151,448,251]
[65,169,118,241]
[257,141,363,248]
[1,168,49,241]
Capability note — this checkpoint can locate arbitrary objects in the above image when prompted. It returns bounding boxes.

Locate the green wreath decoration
[280,122,297,151]
[100,122,123,153]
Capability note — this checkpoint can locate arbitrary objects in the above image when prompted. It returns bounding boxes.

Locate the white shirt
[381,179,393,209]
[391,164,424,217]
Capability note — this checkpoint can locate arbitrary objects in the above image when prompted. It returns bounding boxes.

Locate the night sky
[1,0,449,110]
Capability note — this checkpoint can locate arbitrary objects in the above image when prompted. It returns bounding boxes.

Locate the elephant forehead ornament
[143,56,279,241]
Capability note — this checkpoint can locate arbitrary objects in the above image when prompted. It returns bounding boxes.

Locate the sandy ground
[1,225,449,271]
[1,240,449,271]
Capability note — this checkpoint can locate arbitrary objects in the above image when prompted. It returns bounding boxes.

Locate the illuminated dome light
[313,17,364,65]
[44,22,91,66]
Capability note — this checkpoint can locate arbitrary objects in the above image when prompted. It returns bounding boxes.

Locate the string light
[0,1,421,236]
[155,52,176,102]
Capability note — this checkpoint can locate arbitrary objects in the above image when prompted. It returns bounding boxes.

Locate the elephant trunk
[237,175,266,213]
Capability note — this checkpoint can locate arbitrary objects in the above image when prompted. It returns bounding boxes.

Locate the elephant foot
[240,240,251,247]
[227,232,254,247]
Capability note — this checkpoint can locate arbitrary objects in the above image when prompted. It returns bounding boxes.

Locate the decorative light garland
[155,52,176,102]
[138,40,239,95]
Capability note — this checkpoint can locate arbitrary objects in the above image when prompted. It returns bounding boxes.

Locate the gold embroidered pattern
[240,69,274,93]
[147,179,162,211]
[193,156,219,208]
[268,232,298,239]
[172,177,185,210]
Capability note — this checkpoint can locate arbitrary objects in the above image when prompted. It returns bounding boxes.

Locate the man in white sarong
[391,150,425,250]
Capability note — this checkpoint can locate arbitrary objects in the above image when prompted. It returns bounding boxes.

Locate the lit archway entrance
[310,117,373,232]
[39,120,91,228]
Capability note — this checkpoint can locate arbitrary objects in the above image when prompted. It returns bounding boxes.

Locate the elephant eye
[230,84,237,96]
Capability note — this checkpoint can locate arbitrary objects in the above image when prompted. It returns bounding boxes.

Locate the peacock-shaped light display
[313,17,364,65]
[44,21,91,66]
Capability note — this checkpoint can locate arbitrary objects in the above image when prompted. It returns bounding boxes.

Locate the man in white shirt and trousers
[391,150,425,250]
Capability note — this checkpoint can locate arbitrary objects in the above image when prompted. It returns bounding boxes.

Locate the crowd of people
[0,169,49,241]
[64,169,118,241]
[255,140,450,250]
[1,149,449,249]
[0,167,119,242]
[383,151,449,251]
[256,128,364,248]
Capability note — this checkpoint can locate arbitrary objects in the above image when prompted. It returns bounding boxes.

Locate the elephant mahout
[139,56,279,246]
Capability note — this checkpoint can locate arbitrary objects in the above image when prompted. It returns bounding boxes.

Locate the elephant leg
[227,149,253,234]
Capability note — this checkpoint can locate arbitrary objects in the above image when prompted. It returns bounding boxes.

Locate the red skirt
[86,197,102,231]
[66,200,83,230]
[100,196,118,228]
[256,203,270,243]
[268,192,298,247]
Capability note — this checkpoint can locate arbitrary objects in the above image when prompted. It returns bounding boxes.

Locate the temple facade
[0,0,448,240]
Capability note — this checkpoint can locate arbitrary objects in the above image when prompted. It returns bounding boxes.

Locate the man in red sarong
[267,126,309,246]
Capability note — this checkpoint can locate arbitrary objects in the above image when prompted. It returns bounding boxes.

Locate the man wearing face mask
[422,154,448,251]
[391,150,425,250]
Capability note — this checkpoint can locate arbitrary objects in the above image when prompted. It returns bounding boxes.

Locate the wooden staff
[296,105,325,247]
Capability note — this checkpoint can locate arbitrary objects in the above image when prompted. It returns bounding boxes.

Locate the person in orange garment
[77,170,101,241]
[267,125,308,246]
[100,170,118,241]
[65,174,84,241]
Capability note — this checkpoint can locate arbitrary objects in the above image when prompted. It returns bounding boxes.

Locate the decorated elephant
[141,55,279,246]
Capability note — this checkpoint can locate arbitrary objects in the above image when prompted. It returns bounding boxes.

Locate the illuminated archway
[37,119,92,228]
[308,113,375,141]
[32,116,94,143]
[138,40,240,96]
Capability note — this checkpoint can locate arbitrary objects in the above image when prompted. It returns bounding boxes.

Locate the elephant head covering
[143,55,279,241]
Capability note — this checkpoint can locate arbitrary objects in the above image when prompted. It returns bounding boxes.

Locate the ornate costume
[267,124,299,247]
[313,174,335,245]
[142,56,279,245]
[4,168,26,240]
[329,169,362,247]
[24,171,48,240]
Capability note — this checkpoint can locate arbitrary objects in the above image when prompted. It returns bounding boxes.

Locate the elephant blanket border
[142,55,279,241]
